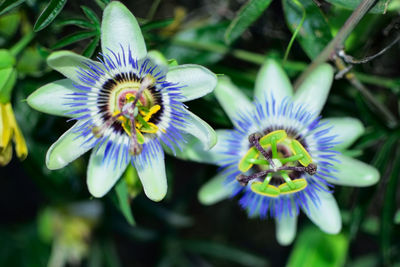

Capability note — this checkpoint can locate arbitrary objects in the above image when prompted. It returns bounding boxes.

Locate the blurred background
[1,0,400,266]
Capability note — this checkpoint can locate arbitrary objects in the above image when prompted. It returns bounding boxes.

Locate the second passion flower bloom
[27,1,217,201]
[180,59,380,245]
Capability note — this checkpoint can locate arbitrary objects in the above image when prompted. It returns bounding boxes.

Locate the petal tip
[143,187,167,202]
[87,183,109,198]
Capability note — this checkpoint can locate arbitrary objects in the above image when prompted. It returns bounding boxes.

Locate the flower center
[92,74,162,155]
[236,130,317,198]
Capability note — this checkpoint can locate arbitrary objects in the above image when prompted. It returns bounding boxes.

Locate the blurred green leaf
[102,239,121,267]
[183,240,269,267]
[115,178,136,226]
[380,142,400,266]
[57,18,96,29]
[94,0,110,9]
[142,18,174,32]
[16,47,46,76]
[51,31,97,49]
[81,5,100,27]
[0,224,50,267]
[0,49,15,69]
[395,210,400,224]
[283,0,332,59]
[0,0,25,16]
[164,22,228,65]
[224,0,273,45]
[350,254,379,267]
[34,0,68,32]
[349,134,397,240]
[0,67,17,103]
[325,0,392,14]
[37,209,54,243]
[83,35,100,58]
[88,242,103,267]
[0,12,20,40]
[287,226,348,267]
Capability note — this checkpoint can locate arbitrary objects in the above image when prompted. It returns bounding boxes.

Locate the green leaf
[380,143,400,266]
[94,0,109,9]
[115,177,136,226]
[81,5,100,27]
[16,47,45,75]
[0,67,17,103]
[183,240,268,267]
[287,226,349,267]
[51,31,97,49]
[164,22,229,65]
[0,49,15,69]
[141,18,174,32]
[224,0,273,44]
[94,0,110,9]
[325,0,392,14]
[57,18,96,29]
[0,0,25,16]
[0,12,20,38]
[83,35,100,58]
[283,0,333,59]
[33,0,67,32]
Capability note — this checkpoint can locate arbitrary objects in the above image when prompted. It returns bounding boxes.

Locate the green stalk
[10,31,35,57]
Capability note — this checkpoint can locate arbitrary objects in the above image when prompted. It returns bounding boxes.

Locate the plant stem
[294,0,378,88]
[10,31,35,57]
[334,57,397,127]
[146,0,162,21]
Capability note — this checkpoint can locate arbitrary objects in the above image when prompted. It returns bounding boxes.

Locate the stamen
[236,130,317,196]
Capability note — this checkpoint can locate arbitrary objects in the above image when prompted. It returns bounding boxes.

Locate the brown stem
[334,57,398,127]
[294,0,378,88]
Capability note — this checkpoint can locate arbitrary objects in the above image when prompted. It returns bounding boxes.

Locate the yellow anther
[290,140,312,166]
[250,182,280,197]
[278,178,308,195]
[144,105,161,122]
[238,147,259,172]
[259,130,287,148]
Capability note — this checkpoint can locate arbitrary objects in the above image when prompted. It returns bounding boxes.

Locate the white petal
[254,58,293,102]
[326,154,380,187]
[47,51,102,84]
[27,79,77,118]
[165,129,231,166]
[101,1,146,60]
[133,140,167,202]
[302,190,342,234]
[275,214,298,246]
[87,141,129,198]
[214,76,252,127]
[147,50,168,67]
[176,109,217,150]
[46,123,92,170]
[198,173,233,205]
[166,64,217,102]
[322,117,365,150]
[293,64,334,115]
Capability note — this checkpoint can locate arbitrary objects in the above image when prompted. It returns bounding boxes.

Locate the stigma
[236,130,317,197]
